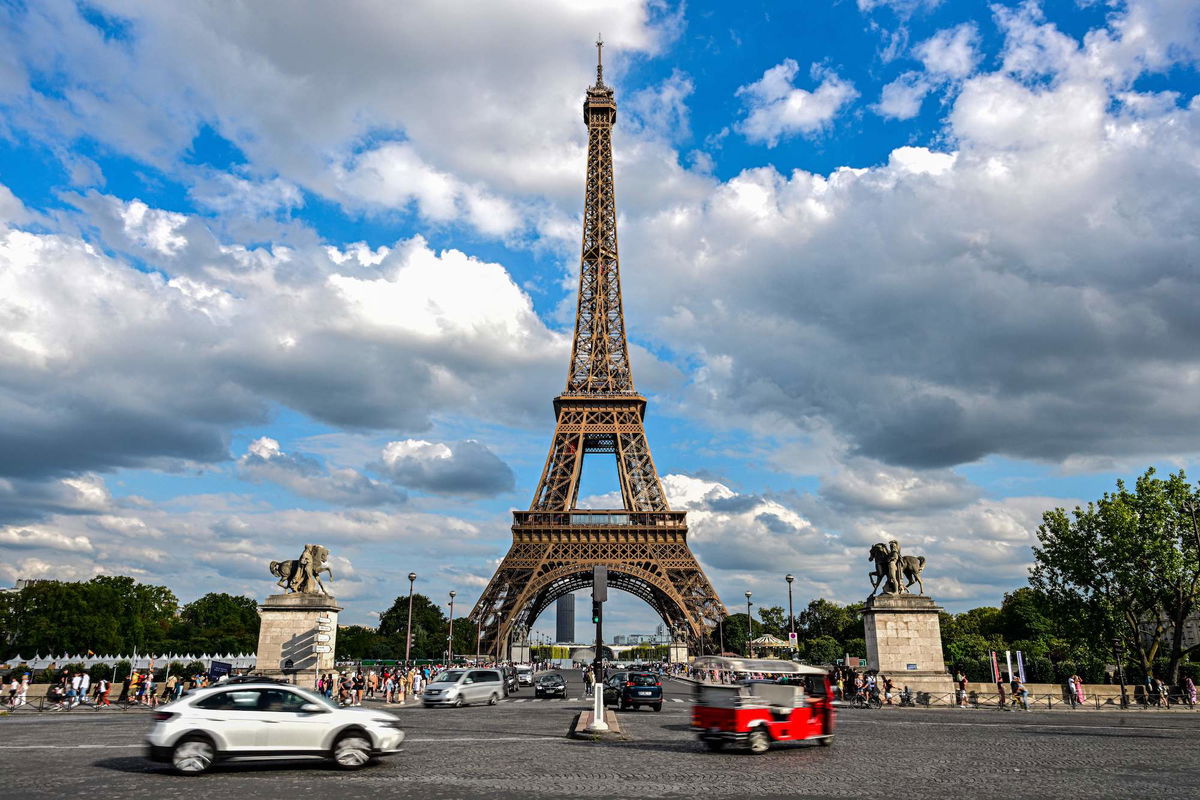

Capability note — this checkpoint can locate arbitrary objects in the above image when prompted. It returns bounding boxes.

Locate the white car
[145,681,404,774]
[422,668,506,707]
[516,665,534,686]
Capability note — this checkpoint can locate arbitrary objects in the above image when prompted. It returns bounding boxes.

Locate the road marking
[671,698,685,703]
[513,699,527,703]
[0,744,143,750]
[847,717,1192,734]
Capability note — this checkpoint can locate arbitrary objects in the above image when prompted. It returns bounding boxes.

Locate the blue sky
[1,0,1199,643]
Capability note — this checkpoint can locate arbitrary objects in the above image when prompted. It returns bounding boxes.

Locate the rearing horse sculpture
[867,541,926,597]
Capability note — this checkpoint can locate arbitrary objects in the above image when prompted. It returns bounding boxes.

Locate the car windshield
[433,670,466,684]
[629,674,657,686]
[538,675,564,684]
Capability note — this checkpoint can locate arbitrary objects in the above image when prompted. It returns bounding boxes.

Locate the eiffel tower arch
[470,42,726,658]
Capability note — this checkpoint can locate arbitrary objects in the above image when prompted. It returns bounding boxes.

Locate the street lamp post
[785,574,796,659]
[1113,637,1128,709]
[718,614,725,655]
[745,591,753,657]
[404,572,417,664]
[447,590,457,664]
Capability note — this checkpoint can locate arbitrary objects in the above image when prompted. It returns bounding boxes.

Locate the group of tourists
[5,667,215,710]
[316,666,430,706]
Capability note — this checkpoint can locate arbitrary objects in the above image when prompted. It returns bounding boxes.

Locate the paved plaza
[2,673,1198,799]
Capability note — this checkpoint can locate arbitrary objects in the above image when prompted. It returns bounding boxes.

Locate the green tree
[335,625,388,660]
[169,593,260,654]
[803,635,842,665]
[1032,468,1200,682]
[797,598,863,643]
[0,576,177,659]
[757,605,787,638]
[379,593,447,659]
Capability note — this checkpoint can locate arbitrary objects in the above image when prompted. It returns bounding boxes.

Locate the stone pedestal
[864,594,953,702]
[255,593,341,683]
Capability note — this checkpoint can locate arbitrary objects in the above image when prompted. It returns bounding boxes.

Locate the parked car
[604,671,663,711]
[534,673,567,698]
[516,664,534,686]
[422,668,505,707]
[144,682,404,774]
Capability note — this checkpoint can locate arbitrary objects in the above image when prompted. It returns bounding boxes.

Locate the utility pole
[745,591,753,657]
[786,573,796,658]
[587,565,609,732]
[447,590,456,663]
[404,572,416,664]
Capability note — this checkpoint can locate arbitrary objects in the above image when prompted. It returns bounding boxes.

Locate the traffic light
[591,600,601,624]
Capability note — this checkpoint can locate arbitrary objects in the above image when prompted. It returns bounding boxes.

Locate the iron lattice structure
[470,43,726,658]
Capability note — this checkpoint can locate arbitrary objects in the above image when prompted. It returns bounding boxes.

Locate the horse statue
[270,544,334,595]
[867,540,926,597]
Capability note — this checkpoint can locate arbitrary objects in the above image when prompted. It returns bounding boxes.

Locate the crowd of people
[6,667,216,710]
[316,665,430,706]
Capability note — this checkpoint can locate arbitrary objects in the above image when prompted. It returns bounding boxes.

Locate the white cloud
[376,438,515,497]
[237,437,405,507]
[915,22,980,78]
[736,60,858,146]
[0,526,93,552]
[877,71,931,119]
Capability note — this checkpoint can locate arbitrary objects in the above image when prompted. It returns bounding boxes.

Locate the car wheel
[332,732,372,770]
[747,728,770,755]
[704,739,727,752]
[818,735,835,747]
[489,693,499,706]
[452,696,463,708]
[171,735,216,775]
[652,703,662,712]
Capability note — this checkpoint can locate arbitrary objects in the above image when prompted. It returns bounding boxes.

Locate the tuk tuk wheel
[704,739,726,752]
[818,735,835,747]
[747,728,770,755]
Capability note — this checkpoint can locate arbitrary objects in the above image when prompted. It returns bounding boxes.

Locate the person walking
[996,677,1008,710]
[956,671,969,708]
[1073,674,1086,707]
[1184,675,1197,708]
[1012,676,1029,711]
[97,676,110,706]
[1066,675,1077,708]
[883,675,895,705]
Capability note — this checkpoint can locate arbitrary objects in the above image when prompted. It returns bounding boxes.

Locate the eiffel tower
[470,41,726,658]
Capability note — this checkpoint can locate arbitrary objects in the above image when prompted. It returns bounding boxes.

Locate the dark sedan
[604,671,663,711]
[534,673,567,698]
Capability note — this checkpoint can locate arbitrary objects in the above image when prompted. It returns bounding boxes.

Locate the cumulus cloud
[0,1,674,228]
[735,60,858,146]
[877,71,931,119]
[621,5,1200,468]
[375,439,515,497]
[915,22,980,78]
[0,216,569,478]
[237,437,405,506]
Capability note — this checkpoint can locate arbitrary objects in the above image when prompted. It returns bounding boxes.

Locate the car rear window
[630,674,657,686]
[468,670,500,683]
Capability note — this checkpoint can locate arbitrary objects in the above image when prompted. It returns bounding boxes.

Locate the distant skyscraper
[556,594,576,643]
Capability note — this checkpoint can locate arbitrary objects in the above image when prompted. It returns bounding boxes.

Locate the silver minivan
[422,668,505,707]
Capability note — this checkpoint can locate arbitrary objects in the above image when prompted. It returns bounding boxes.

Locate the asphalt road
[2,671,1198,800]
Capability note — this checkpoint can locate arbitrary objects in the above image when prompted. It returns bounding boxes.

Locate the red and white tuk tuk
[690,657,835,754]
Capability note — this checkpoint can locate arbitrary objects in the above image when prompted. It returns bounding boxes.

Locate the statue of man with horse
[270,544,334,595]
[867,539,926,597]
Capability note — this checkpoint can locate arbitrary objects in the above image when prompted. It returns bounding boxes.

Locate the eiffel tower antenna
[469,48,726,659]
[595,34,604,86]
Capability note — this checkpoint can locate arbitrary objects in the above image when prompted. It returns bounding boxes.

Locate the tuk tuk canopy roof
[692,656,826,676]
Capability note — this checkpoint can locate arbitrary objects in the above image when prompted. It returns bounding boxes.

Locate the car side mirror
[299,703,328,714]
